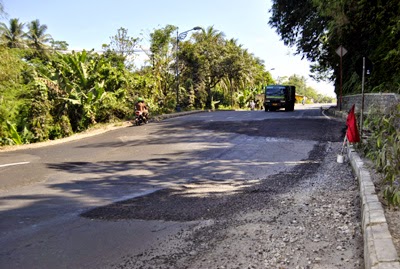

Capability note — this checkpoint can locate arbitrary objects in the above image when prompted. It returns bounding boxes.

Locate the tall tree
[269,0,328,62]
[222,39,244,106]
[0,1,6,19]
[148,25,176,104]
[191,26,227,108]
[50,40,69,51]
[0,18,26,48]
[26,19,52,54]
[102,27,139,69]
[0,46,28,143]
[269,0,400,95]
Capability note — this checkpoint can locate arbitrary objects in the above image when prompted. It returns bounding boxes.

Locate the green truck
[263,85,296,112]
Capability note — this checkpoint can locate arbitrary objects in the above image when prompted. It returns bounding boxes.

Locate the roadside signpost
[356,56,373,138]
[336,45,348,111]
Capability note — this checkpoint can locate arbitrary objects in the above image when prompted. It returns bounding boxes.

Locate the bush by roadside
[360,103,400,207]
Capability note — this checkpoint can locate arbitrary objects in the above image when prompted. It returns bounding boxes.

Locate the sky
[1,0,336,98]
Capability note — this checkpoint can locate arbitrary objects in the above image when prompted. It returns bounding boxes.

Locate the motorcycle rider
[135,97,149,121]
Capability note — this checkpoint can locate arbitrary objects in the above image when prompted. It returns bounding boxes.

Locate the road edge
[0,110,206,152]
[323,107,400,269]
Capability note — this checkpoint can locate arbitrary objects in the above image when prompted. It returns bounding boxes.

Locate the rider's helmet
[137,97,144,102]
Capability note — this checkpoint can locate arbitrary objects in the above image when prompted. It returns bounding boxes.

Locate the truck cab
[264,85,296,112]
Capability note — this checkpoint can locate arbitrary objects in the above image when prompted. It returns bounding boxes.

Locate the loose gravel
[83,141,363,269]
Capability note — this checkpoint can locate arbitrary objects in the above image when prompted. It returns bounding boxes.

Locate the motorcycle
[134,110,148,126]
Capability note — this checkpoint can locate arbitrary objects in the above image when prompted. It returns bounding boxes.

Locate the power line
[2,44,151,54]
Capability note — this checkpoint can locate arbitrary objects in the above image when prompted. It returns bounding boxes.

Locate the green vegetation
[361,104,400,207]
[0,3,333,146]
[270,0,400,207]
[269,0,400,95]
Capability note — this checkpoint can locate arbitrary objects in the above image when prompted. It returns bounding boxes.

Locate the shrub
[362,104,400,207]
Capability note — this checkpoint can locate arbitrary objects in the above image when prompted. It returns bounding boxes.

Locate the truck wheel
[264,107,269,112]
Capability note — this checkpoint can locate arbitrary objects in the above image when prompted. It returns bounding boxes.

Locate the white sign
[336,45,348,57]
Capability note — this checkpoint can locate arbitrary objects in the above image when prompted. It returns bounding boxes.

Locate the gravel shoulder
[325,107,400,259]
[83,142,363,269]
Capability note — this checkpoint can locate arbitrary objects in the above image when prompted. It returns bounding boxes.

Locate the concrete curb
[347,146,400,269]
[324,107,400,269]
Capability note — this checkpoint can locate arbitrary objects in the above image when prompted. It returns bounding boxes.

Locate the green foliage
[361,104,400,208]
[49,115,72,139]
[177,26,273,109]
[5,120,22,144]
[102,27,139,70]
[280,74,334,103]
[0,46,30,144]
[269,0,327,62]
[147,24,176,108]
[149,24,176,56]
[96,88,129,122]
[384,186,400,208]
[269,0,400,95]
[0,21,334,147]
[39,50,131,131]
[191,27,230,108]
[50,40,68,51]
[0,18,26,48]
[27,79,53,142]
[25,19,52,60]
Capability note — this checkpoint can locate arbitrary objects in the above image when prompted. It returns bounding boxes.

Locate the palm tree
[26,19,52,52]
[191,26,227,108]
[0,1,6,19]
[194,26,225,44]
[223,38,245,107]
[148,25,176,104]
[0,18,26,48]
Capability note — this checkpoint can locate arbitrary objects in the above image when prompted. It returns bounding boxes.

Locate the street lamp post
[175,26,202,112]
[268,68,275,83]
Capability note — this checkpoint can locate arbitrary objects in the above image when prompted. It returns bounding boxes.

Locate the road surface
[0,104,363,268]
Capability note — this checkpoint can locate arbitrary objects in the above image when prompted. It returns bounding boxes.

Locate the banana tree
[37,50,124,131]
[235,87,259,108]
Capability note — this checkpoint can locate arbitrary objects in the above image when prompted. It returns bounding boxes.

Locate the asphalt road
[0,104,350,268]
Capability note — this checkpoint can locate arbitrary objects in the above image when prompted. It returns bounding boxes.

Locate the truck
[263,85,296,112]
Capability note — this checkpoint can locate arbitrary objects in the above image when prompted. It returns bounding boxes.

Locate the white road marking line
[321,108,332,120]
[0,162,30,168]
